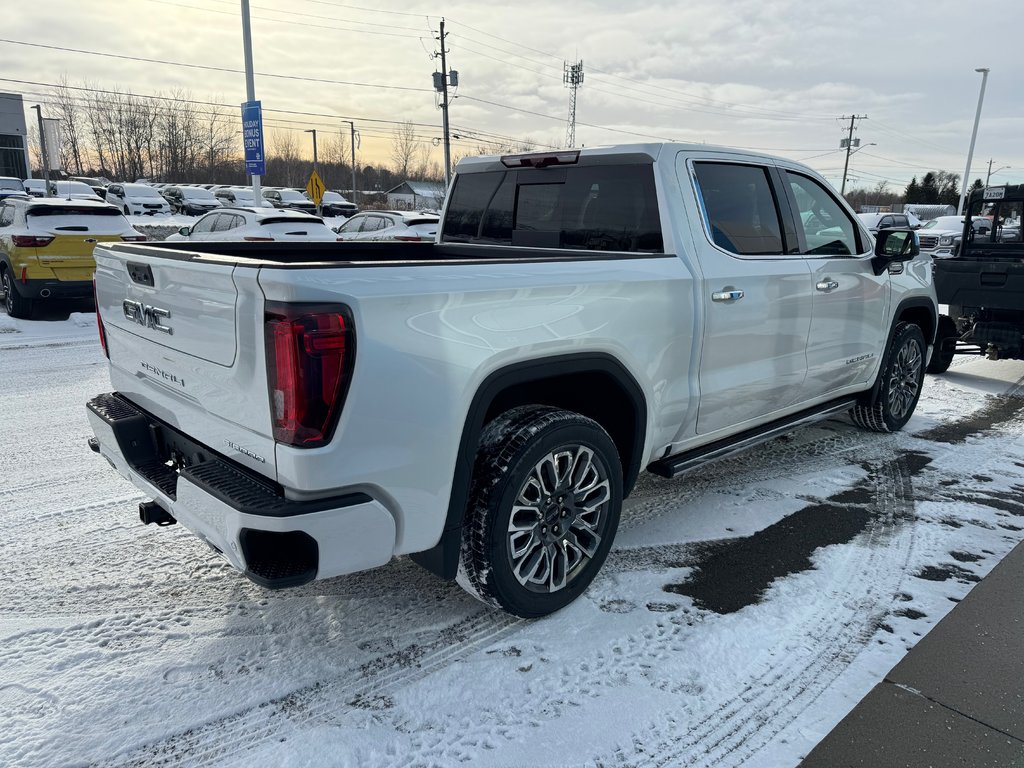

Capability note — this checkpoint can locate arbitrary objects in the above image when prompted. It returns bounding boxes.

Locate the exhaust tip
[139,500,176,527]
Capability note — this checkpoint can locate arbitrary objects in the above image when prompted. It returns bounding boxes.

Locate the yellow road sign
[306,170,326,206]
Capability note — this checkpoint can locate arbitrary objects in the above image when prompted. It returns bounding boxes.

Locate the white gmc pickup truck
[87,144,937,617]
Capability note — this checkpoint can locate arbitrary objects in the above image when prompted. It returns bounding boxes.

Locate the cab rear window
[442,164,663,252]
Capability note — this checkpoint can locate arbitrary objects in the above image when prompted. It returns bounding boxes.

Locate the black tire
[926,315,957,374]
[123,205,130,215]
[2,269,33,319]
[850,322,926,433]
[457,405,623,618]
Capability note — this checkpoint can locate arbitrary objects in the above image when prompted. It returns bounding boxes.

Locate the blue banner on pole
[241,100,265,177]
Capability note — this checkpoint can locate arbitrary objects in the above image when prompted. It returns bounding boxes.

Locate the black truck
[928,184,1024,373]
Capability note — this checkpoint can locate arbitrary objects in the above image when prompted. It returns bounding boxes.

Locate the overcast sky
[3,0,1021,192]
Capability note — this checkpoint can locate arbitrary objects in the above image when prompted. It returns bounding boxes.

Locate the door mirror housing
[872,228,920,275]
[177,226,191,236]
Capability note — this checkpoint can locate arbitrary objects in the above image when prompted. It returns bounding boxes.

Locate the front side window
[337,216,364,233]
[786,172,861,256]
[191,214,218,233]
[692,162,784,256]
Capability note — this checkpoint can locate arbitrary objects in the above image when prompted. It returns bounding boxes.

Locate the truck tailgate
[93,245,277,479]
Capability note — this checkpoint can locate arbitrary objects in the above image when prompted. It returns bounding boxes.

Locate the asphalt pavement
[802,539,1024,767]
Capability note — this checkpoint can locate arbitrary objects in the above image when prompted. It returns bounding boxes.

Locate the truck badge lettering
[140,361,185,388]
[123,299,173,335]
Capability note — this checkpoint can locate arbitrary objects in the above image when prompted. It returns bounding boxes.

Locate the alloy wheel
[887,338,922,420]
[506,445,611,594]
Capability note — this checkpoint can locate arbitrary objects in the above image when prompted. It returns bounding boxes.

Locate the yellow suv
[0,197,145,318]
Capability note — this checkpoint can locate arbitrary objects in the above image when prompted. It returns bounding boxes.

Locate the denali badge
[123,299,173,334]
[225,440,266,463]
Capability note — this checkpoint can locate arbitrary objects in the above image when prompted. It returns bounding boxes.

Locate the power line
[140,0,424,38]
[0,38,432,93]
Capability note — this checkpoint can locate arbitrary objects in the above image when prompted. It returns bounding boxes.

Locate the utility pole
[32,105,50,197]
[341,120,358,205]
[984,159,1010,188]
[564,60,584,148]
[240,0,261,205]
[958,67,990,215]
[839,114,867,196]
[433,19,458,187]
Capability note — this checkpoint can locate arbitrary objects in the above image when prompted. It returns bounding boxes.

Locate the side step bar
[647,397,859,479]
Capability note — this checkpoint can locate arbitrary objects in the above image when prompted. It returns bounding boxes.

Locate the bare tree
[390,120,422,180]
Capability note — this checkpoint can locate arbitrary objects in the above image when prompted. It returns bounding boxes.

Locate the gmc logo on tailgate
[123,300,173,335]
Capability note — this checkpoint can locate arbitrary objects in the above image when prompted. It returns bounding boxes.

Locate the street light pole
[240,0,261,205]
[305,129,320,215]
[958,67,990,215]
[341,120,357,206]
[984,160,1010,188]
[31,105,50,197]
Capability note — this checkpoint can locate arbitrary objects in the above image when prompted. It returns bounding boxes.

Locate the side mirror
[178,226,191,236]
[872,229,919,275]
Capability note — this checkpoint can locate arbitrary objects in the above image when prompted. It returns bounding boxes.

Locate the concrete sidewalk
[802,541,1024,766]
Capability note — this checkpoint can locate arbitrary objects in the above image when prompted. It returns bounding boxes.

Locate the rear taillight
[244,236,275,242]
[121,235,147,242]
[264,302,355,447]
[12,235,54,248]
[93,279,109,359]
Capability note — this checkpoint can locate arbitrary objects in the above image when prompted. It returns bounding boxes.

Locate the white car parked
[0,177,26,201]
[334,211,439,241]
[22,179,45,197]
[214,187,274,208]
[164,207,340,243]
[50,180,102,201]
[105,183,172,216]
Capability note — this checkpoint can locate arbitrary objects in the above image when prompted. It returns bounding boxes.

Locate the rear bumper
[20,278,93,300]
[86,392,397,588]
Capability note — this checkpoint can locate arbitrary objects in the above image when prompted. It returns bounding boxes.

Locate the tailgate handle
[127,262,154,287]
[980,272,1007,287]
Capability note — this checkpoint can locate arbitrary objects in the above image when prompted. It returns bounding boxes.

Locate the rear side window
[441,164,663,253]
[0,205,13,227]
[693,162,784,256]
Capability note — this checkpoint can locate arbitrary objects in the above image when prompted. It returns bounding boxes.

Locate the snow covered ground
[2,313,1023,768]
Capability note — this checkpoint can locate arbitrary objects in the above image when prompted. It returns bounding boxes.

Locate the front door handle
[816,280,839,292]
[712,289,745,302]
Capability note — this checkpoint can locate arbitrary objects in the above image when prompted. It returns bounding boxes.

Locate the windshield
[53,181,95,196]
[0,178,23,191]
[278,190,308,202]
[922,217,964,230]
[124,185,162,198]
[182,187,216,200]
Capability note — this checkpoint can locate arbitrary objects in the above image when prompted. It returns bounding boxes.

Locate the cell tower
[564,60,584,148]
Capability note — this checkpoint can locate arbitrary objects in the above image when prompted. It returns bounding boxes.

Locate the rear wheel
[2,269,33,319]
[850,322,925,433]
[926,315,957,374]
[457,406,623,618]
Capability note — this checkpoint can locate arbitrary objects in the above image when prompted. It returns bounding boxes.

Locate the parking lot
[2,313,1023,767]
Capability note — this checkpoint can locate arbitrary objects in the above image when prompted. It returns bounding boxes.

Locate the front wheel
[925,315,957,374]
[457,406,623,618]
[2,269,33,319]
[850,322,925,433]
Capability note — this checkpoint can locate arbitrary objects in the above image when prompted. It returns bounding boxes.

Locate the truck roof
[455,142,802,174]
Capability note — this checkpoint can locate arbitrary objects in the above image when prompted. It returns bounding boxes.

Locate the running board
[647,397,859,479]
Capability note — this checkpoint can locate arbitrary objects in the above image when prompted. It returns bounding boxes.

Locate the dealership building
[0,93,30,179]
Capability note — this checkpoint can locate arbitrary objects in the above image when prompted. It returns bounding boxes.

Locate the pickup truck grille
[919,235,939,249]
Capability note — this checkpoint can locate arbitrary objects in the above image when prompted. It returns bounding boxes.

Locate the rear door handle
[712,289,744,302]
[816,280,839,292]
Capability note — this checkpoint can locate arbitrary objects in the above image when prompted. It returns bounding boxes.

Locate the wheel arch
[861,297,935,407]
[410,352,648,580]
